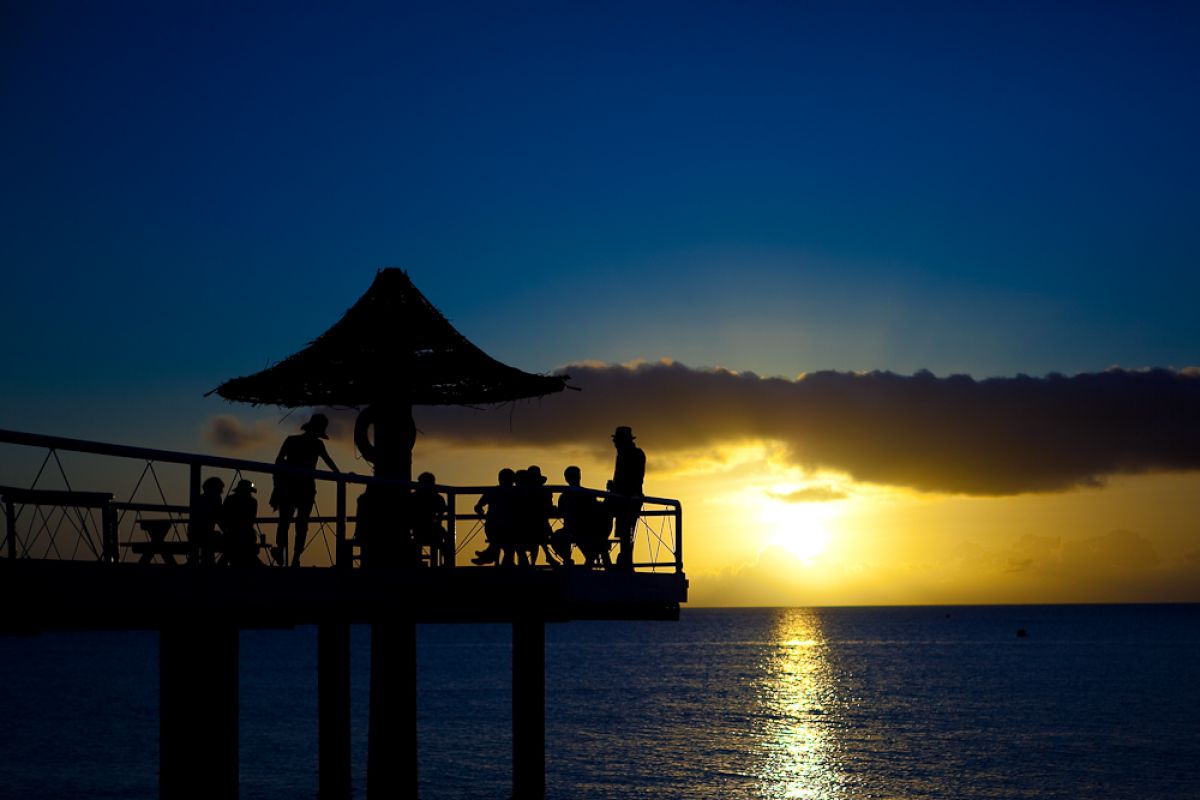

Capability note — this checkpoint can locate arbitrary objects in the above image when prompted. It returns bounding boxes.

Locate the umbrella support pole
[368,619,418,799]
[160,620,239,800]
[513,617,546,800]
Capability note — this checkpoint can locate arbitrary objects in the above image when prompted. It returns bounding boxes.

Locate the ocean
[1,605,1197,799]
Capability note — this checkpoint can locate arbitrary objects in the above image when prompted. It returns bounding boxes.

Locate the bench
[123,520,190,564]
[123,519,273,565]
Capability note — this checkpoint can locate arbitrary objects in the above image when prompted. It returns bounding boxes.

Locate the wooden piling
[319,620,352,800]
[512,617,546,800]
[367,619,418,799]
[160,621,239,800]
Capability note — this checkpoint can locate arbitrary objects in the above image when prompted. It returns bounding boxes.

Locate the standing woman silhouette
[270,413,340,566]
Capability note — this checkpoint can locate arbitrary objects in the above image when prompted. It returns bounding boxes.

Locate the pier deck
[0,559,687,632]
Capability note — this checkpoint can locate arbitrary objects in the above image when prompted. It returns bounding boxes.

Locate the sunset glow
[760,492,839,562]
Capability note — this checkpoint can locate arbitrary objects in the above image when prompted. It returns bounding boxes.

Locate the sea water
[1,605,1197,799]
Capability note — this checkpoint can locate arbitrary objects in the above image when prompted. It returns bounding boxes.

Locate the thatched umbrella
[211,268,570,481]
[211,270,566,699]
[213,268,568,408]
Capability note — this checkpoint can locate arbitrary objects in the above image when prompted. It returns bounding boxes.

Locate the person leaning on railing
[270,413,340,567]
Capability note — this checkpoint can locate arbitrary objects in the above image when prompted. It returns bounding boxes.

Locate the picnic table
[125,519,192,564]
[123,518,275,565]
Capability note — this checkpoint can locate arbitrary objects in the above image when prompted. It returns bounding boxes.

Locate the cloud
[205,414,275,452]
[205,409,353,454]
[408,361,1200,495]
[1061,528,1161,572]
[994,529,1160,576]
[768,485,848,503]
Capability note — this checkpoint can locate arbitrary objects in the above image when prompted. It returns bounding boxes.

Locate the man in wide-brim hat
[608,426,645,570]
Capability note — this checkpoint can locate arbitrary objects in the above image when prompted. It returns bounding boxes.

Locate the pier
[0,428,687,799]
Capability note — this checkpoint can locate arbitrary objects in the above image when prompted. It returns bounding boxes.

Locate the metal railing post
[102,503,118,563]
[188,464,201,508]
[674,503,683,574]
[335,479,348,570]
[186,464,201,564]
[445,489,456,568]
[4,498,15,560]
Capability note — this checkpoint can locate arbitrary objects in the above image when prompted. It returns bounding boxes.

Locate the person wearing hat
[220,479,261,567]
[512,466,557,566]
[609,426,645,570]
[526,465,558,566]
[270,413,340,567]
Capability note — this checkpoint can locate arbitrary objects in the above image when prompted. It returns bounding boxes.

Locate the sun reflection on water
[755,608,844,799]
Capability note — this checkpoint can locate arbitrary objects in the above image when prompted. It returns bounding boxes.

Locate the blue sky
[3,0,1198,446]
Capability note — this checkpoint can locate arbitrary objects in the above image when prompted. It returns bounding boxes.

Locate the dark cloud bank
[419,361,1200,495]
[211,361,1200,496]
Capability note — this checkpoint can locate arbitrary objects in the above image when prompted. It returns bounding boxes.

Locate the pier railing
[0,428,682,573]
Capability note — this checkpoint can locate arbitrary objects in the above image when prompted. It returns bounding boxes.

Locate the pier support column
[319,620,352,800]
[368,619,418,799]
[160,621,239,800]
[512,618,545,800]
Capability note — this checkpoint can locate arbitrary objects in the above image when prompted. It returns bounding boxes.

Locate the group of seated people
[188,476,263,566]
[468,465,616,568]
[182,464,627,570]
[349,465,623,569]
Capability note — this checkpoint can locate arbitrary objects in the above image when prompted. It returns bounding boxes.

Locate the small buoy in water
[1016,628,1028,638]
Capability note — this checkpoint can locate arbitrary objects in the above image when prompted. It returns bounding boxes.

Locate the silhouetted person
[472,468,515,565]
[271,413,339,567]
[508,470,533,566]
[558,466,609,568]
[411,472,453,567]
[609,426,645,570]
[220,479,261,567]
[354,401,416,567]
[190,476,224,566]
[516,465,557,566]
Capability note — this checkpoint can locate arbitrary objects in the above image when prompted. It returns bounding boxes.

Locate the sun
[759,496,837,562]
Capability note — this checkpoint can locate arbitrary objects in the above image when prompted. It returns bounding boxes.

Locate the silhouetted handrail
[0,428,683,573]
[0,428,379,487]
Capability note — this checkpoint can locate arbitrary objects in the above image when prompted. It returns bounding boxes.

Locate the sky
[2,1,1199,605]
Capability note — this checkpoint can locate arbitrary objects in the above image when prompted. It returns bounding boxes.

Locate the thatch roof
[212,268,569,407]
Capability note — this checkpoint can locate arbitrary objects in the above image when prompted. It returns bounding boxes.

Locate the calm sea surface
[1,605,1197,799]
